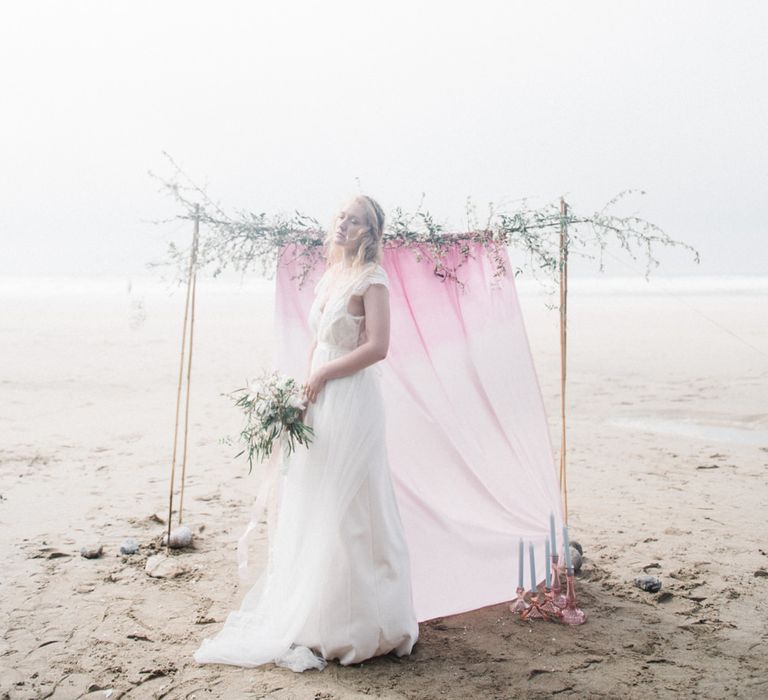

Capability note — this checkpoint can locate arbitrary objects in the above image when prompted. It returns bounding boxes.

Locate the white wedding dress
[194,261,419,672]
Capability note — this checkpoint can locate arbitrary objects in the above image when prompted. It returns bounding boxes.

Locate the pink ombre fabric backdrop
[272,243,564,622]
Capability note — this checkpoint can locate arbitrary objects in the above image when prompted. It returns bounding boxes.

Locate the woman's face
[333,200,370,252]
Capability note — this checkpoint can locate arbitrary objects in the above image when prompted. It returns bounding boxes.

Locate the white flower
[246,380,264,401]
[287,394,306,410]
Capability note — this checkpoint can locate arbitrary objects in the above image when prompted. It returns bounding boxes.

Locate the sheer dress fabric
[194,261,419,672]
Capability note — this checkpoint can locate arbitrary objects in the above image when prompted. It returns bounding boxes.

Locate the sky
[1,1,766,278]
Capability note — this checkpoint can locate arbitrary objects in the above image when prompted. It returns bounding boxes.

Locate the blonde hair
[324,195,385,269]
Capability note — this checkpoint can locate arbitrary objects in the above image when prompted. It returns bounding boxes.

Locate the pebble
[162,525,193,549]
[145,553,188,578]
[570,547,583,573]
[634,575,662,593]
[120,539,139,555]
[80,545,104,559]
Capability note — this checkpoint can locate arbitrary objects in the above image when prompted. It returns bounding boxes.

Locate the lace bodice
[308,262,390,351]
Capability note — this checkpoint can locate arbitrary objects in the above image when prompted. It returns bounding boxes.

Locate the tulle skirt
[194,342,419,671]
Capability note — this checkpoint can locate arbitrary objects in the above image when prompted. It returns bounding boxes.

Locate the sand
[1,275,767,699]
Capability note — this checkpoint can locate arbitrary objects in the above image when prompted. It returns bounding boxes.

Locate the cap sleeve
[352,264,389,296]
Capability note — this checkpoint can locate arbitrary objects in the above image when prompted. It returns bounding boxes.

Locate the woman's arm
[304,284,389,403]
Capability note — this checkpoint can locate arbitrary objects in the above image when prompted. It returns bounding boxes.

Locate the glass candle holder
[509,586,529,613]
[559,570,586,625]
[538,583,561,618]
[550,553,567,609]
[521,585,551,621]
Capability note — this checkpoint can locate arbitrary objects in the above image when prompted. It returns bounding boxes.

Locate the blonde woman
[195,195,419,672]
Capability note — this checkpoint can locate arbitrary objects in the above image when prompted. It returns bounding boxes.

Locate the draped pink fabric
[272,242,564,622]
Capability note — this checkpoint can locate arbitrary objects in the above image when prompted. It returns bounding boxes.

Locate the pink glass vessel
[521,584,553,621]
[550,553,567,608]
[560,571,586,625]
[538,584,561,618]
[509,586,529,613]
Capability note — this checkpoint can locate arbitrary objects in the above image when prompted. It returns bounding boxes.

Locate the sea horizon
[1,272,766,299]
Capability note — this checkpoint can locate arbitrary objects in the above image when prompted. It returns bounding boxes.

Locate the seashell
[80,544,104,559]
[162,525,193,549]
[120,539,139,555]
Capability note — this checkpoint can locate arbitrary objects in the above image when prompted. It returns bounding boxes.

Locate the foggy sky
[1,1,766,277]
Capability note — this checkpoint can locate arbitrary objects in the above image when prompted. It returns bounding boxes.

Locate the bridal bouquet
[229,370,315,474]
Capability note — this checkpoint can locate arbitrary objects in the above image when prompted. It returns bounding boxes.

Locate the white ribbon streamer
[236,444,282,580]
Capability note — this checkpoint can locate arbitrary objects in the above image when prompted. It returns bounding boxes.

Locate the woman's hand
[304,366,329,404]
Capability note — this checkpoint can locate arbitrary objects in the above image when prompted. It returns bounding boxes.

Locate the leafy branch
[149,153,700,290]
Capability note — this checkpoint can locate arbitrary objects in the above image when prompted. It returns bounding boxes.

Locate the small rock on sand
[120,539,139,555]
[80,545,104,559]
[162,525,193,549]
[570,547,583,573]
[634,575,662,593]
[145,553,188,578]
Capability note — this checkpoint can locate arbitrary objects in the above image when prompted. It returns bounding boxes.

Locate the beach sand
[1,275,766,699]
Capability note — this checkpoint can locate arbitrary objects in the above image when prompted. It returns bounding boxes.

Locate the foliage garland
[151,154,700,291]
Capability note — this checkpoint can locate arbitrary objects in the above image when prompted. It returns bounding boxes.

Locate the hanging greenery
[151,153,700,290]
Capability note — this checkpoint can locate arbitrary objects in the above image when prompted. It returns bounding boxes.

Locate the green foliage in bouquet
[229,371,315,474]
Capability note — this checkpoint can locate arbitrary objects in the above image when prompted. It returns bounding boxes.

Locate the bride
[194,195,420,672]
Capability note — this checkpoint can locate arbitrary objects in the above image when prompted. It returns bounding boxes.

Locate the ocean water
[0,274,766,299]
[0,275,276,299]
[514,274,768,297]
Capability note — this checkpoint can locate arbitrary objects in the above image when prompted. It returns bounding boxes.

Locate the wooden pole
[166,204,200,547]
[177,224,199,525]
[558,197,569,523]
